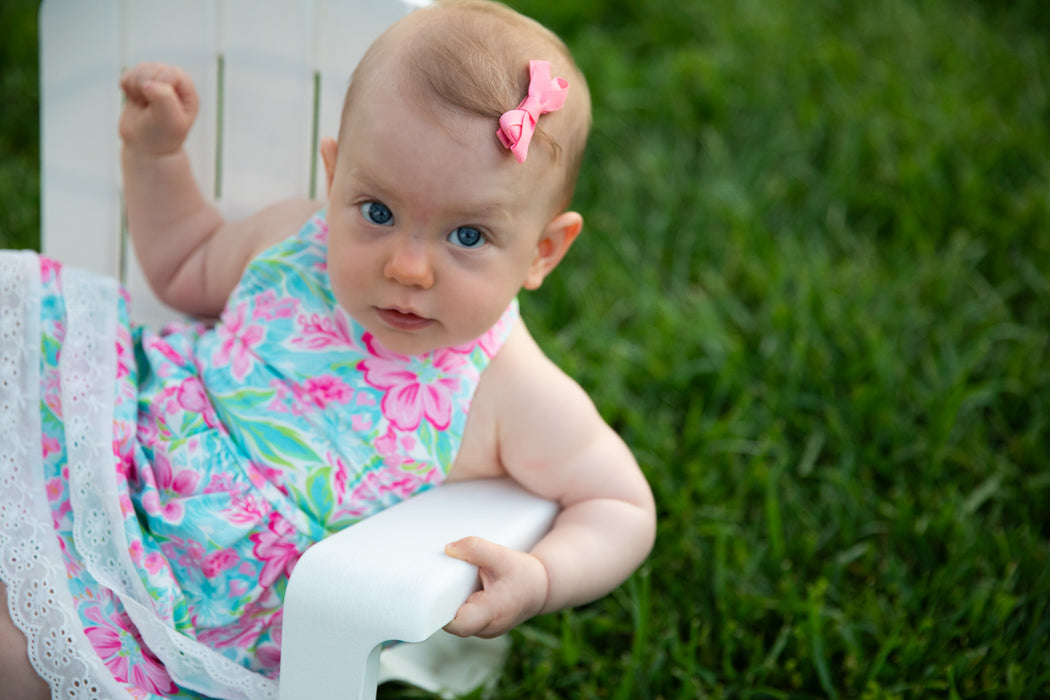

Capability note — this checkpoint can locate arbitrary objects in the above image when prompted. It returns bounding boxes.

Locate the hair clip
[496,60,568,163]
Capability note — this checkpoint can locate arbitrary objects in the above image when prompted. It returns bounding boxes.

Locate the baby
[0,0,655,697]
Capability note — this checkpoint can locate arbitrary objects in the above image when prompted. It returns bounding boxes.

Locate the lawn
[2,0,1049,697]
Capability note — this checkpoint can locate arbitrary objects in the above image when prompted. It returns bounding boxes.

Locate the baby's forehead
[341,102,567,225]
[340,1,586,209]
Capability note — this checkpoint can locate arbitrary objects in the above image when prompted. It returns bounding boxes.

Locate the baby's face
[322,76,558,356]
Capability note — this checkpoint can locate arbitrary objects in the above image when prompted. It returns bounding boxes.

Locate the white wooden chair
[38,1,559,698]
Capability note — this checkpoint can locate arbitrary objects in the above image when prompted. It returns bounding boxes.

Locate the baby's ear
[320,137,339,197]
[524,212,583,290]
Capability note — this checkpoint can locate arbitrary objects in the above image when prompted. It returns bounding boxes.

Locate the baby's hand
[119,62,199,156]
[443,537,549,639]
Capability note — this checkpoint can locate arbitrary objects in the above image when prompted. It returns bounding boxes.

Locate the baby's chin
[350,315,451,358]
[336,300,506,358]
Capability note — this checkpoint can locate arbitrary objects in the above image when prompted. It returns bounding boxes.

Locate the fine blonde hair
[341,0,592,210]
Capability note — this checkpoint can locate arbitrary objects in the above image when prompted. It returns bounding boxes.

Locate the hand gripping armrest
[278,478,559,700]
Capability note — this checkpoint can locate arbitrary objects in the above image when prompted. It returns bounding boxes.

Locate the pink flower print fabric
[358,335,475,432]
[82,601,179,697]
[212,300,267,381]
[2,210,518,698]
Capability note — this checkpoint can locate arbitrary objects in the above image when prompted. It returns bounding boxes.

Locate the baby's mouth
[376,307,433,331]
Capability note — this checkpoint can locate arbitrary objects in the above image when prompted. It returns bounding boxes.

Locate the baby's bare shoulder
[487,322,593,418]
[449,321,589,482]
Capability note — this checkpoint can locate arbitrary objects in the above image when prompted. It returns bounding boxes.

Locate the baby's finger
[120,63,198,114]
[119,65,152,103]
[168,69,200,116]
[141,80,193,129]
[444,536,510,575]
[443,594,494,638]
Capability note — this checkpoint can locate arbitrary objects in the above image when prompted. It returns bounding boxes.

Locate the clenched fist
[119,62,199,156]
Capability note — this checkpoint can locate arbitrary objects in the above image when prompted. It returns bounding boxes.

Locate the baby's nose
[384,235,435,289]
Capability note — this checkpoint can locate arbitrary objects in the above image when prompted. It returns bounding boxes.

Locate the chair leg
[279,636,382,700]
[378,631,510,699]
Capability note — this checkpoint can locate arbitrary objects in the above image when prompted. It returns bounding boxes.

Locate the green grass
[4,0,1050,697]
[0,0,39,250]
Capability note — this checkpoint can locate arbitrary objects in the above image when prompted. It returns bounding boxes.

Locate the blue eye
[449,226,486,249]
[360,201,393,226]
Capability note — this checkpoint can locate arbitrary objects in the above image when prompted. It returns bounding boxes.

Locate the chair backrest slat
[40,0,420,327]
[40,0,123,280]
[219,0,317,217]
[313,0,423,192]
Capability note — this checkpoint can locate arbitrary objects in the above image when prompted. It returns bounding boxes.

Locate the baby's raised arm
[119,62,318,318]
[444,324,657,638]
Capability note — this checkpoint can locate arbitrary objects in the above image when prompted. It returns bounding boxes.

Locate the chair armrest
[278,478,559,700]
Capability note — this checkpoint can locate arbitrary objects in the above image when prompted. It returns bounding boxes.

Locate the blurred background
[3,0,1049,697]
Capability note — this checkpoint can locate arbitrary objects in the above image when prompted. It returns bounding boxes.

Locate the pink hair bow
[496,60,569,163]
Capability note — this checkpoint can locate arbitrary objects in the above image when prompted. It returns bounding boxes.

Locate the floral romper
[0,210,518,699]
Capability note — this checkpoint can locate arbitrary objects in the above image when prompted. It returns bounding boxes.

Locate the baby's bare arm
[445,324,656,637]
[119,62,317,317]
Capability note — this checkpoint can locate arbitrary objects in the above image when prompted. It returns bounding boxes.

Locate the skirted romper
[0,210,517,699]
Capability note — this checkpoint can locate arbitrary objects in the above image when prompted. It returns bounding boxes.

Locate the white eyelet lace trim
[0,251,123,699]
